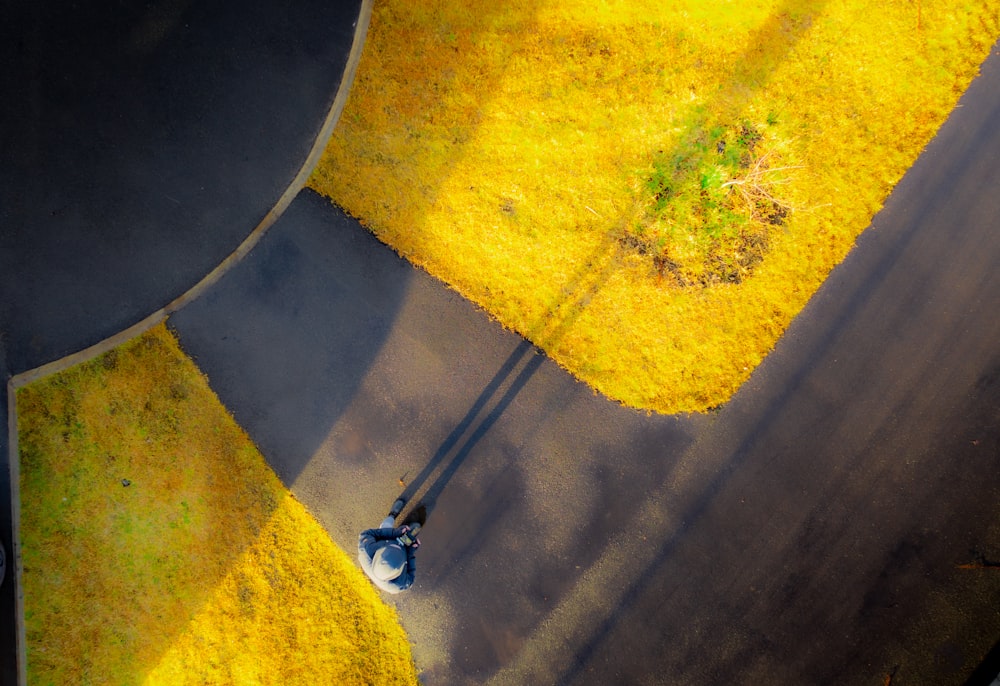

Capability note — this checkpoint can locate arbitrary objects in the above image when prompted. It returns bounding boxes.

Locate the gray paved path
[170,189,709,682]
[170,41,1000,685]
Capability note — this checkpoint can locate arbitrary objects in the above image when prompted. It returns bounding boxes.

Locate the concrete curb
[4,3,372,682]
[3,383,22,686]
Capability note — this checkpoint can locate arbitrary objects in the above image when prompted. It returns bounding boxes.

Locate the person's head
[372,543,406,581]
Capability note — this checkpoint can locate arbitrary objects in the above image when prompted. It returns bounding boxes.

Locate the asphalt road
[4,3,999,684]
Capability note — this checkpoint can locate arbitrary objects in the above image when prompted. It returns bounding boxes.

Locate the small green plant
[630,120,795,287]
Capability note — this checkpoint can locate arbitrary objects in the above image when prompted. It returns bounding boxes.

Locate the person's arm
[358,530,379,570]
[370,527,404,539]
[360,527,401,547]
[390,541,417,592]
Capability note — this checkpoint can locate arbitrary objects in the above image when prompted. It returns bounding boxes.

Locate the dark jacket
[358,526,416,594]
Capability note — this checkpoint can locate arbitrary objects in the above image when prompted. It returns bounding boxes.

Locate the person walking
[358,498,420,594]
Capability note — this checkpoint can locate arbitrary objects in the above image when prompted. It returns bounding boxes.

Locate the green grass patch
[17,324,418,685]
[310,0,999,412]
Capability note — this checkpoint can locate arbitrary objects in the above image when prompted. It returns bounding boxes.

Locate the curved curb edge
[9,0,373,390]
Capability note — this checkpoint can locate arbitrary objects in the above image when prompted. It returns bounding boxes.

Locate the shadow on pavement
[169,190,411,485]
[396,340,543,522]
[966,636,1000,686]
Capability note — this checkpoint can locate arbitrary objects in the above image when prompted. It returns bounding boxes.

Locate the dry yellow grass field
[17,324,418,686]
[311,0,999,412]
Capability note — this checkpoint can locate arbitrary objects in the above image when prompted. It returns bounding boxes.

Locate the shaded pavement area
[169,41,1000,685]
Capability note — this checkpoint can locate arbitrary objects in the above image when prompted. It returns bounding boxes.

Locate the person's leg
[380,497,406,529]
[388,498,406,517]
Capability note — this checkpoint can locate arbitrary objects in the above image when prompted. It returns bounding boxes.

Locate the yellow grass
[310,0,999,413]
[17,324,418,686]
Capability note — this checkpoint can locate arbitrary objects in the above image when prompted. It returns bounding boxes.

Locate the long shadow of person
[391,339,543,527]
